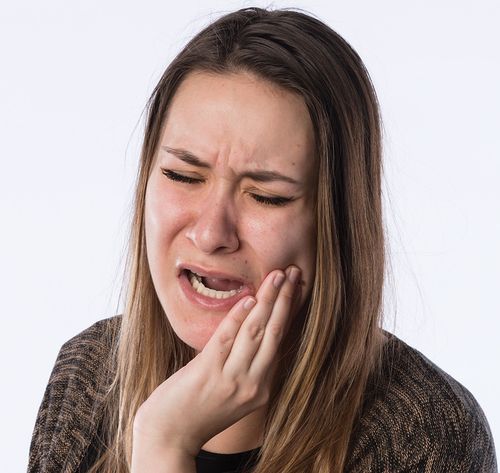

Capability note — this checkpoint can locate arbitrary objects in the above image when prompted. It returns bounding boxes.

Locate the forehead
[161,71,316,176]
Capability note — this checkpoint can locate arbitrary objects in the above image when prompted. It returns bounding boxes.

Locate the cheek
[244,209,316,280]
[145,179,191,245]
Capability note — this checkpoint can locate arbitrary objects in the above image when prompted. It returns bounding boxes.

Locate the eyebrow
[161,146,300,185]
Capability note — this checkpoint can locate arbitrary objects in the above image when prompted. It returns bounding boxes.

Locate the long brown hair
[90,7,386,472]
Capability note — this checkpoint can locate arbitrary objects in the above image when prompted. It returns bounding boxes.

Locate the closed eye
[250,194,292,206]
[161,168,293,207]
[161,169,203,184]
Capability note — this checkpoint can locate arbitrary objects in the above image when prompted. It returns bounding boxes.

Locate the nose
[185,190,240,254]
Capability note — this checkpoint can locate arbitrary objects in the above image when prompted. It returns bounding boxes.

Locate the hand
[132,265,301,458]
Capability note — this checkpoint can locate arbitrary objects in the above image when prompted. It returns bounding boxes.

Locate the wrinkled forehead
[158,71,317,184]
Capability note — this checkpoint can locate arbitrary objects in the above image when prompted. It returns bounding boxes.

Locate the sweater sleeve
[453,379,497,472]
[412,387,498,473]
[345,336,498,472]
[28,342,69,472]
[27,316,119,473]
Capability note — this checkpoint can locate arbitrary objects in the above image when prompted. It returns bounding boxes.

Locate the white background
[1,0,498,470]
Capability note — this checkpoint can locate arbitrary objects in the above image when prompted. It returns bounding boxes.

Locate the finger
[200,295,257,369]
[222,269,286,375]
[249,266,301,379]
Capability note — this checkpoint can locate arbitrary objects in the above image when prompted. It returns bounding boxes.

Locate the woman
[28,7,497,473]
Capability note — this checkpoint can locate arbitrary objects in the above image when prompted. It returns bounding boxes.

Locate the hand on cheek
[132,265,302,459]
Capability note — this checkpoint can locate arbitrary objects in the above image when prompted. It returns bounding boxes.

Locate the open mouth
[185,269,244,300]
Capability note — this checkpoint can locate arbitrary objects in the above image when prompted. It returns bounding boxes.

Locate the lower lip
[179,270,253,312]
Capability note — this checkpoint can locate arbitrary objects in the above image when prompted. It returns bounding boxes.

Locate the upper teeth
[188,270,243,299]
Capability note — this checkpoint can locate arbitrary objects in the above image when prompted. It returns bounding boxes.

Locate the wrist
[133,410,203,458]
[131,438,196,473]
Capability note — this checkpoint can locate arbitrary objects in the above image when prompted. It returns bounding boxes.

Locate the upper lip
[178,262,252,288]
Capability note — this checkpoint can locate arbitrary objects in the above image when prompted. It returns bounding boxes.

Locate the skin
[135,70,317,468]
[132,269,301,471]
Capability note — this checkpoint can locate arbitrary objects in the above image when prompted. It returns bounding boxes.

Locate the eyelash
[161,169,293,207]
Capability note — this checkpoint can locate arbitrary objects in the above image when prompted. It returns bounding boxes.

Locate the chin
[169,314,225,353]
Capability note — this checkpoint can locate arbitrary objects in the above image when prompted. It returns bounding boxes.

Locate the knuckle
[267,322,283,339]
[238,383,260,404]
[257,387,271,406]
[216,331,234,347]
[240,384,270,408]
[245,322,266,341]
[221,379,239,399]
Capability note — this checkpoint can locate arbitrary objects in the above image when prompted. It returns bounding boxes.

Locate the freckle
[244,259,248,264]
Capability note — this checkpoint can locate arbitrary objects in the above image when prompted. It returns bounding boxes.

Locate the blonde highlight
[88,7,387,472]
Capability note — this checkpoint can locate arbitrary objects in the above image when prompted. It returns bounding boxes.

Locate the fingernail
[287,267,301,285]
[273,272,286,288]
[243,297,256,310]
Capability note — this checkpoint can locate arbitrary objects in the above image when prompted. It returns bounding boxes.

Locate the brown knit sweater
[28,315,497,472]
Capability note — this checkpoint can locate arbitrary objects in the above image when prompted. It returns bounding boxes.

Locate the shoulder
[58,314,121,366]
[49,315,121,390]
[347,331,498,472]
[43,313,122,400]
[29,315,122,473]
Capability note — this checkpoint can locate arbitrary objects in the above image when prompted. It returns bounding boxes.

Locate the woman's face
[145,71,317,352]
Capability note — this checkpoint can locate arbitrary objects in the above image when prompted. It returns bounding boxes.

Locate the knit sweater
[28,315,498,472]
